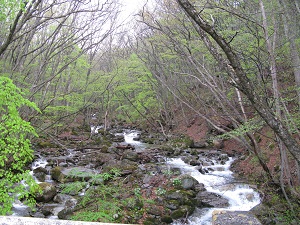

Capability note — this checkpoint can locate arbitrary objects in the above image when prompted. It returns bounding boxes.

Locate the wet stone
[212,210,262,225]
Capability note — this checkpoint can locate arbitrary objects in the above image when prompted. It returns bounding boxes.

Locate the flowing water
[167,158,261,225]
[124,131,261,225]
[22,129,260,223]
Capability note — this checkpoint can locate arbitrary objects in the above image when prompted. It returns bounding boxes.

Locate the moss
[169,135,194,148]
[143,217,158,225]
[50,167,62,181]
[161,215,173,223]
[171,205,195,219]
[101,145,109,153]
[171,209,185,219]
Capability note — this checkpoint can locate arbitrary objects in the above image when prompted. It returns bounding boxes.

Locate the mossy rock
[51,167,62,181]
[160,145,175,155]
[171,205,195,219]
[165,189,196,205]
[161,215,173,223]
[171,208,185,219]
[143,138,155,144]
[143,217,160,225]
[165,200,180,210]
[35,182,57,202]
[101,145,109,153]
[172,135,194,147]
[50,166,70,183]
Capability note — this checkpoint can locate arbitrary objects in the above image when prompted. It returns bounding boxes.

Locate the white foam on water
[124,131,141,145]
[31,157,48,170]
[167,156,261,225]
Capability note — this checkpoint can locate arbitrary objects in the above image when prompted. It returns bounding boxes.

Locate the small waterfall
[167,157,261,225]
[123,130,149,151]
[123,131,261,224]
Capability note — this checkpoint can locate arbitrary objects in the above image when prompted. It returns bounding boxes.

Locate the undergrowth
[60,168,154,223]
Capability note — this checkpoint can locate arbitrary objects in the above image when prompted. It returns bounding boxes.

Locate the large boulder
[191,141,208,148]
[176,174,199,190]
[165,189,197,206]
[123,150,138,161]
[35,182,57,203]
[51,166,97,183]
[57,198,77,220]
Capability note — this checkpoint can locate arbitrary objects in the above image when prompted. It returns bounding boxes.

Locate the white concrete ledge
[0,216,137,225]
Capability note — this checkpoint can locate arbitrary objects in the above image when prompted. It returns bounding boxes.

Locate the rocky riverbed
[12,127,261,224]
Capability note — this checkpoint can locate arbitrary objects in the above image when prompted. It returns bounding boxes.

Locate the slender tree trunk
[176,0,300,165]
[279,0,300,109]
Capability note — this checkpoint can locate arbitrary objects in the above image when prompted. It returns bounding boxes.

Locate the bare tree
[174,0,300,167]
[0,0,120,130]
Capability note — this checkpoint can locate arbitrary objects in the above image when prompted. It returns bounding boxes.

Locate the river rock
[165,189,196,206]
[123,150,138,161]
[212,210,262,225]
[170,205,195,219]
[195,191,229,208]
[102,159,138,175]
[212,139,224,149]
[57,208,73,220]
[51,166,97,183]
[194,183,206,192]
[40,204,60,217]
[33,167,47,182]
[57,198,77,220]
[35,182,57,203]
[191,141,208,148]
[50,167,63,182]
[177,174,199,190]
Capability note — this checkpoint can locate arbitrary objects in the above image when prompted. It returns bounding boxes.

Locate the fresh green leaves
[0,0,24,21]
[0,76,40,215]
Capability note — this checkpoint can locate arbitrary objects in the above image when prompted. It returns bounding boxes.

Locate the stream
[167,158,260,225]
[14,129,261,224]
[124,130,261,225]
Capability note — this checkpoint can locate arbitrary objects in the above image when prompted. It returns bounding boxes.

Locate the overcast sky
[120,0,155,20]
[122,0,149,14]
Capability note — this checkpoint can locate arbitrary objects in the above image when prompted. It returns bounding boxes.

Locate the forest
[0,0,300,224]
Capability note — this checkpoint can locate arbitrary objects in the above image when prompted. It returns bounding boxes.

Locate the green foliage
[60,181,88,195]
[70,182,122,222]
[154,187,166,196]
[71,200,121,222]
[110,53,160,122]
[170,135,194,148]
[277,210,297,224]
[0,77,40,215]
[61,168,155,223]
[172,178,182,187]
[216,117,265,140]
[0,0,24,21]
[133,187,141,197]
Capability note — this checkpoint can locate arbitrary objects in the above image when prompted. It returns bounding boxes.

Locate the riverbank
[173,115,300,225]
[10,126,261,225]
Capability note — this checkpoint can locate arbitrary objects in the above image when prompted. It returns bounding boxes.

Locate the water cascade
[16,129,260,224]
[167,157,261,225]
[124,131,261,225]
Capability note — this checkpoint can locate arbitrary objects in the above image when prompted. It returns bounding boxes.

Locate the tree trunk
[175,0,300,164]
[279,0,300,109]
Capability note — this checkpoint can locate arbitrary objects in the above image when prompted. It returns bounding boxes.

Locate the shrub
[0,77,40,215]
